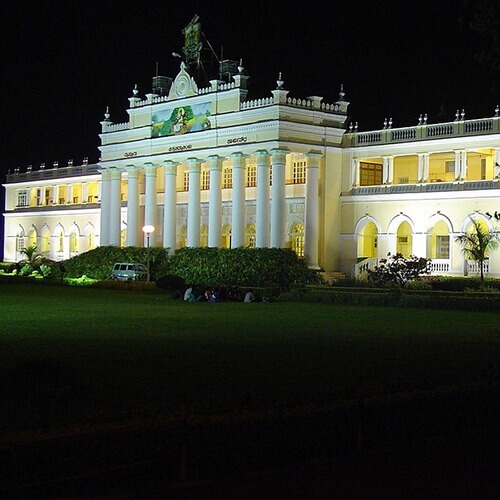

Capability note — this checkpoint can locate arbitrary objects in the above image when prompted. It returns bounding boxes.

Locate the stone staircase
[320,271,347,284]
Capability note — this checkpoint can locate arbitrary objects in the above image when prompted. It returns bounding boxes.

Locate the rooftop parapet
[348,107,500,147]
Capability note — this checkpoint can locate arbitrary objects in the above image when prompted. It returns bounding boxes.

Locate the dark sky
[1,1,499,177]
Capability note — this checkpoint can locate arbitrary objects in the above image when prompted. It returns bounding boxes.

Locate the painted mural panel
[151,103,211,137]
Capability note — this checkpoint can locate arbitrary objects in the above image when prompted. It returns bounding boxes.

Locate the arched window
[221,224,232,248]
[290,222,304,257]
[88,232,95,251]
[27,227,37,248]
[396,221,413,257]
[427,220,450,259]
[16,227,25,259]
[245,224,256,248]
[41,228,51,256]
[70,231,79,254]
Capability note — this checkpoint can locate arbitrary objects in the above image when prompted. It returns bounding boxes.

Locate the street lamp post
[142,224,155,281]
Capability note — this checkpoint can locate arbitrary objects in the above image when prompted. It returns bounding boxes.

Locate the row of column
[351,148,500,187]
[99,149,321,267]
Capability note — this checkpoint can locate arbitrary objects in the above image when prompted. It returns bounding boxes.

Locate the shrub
[39,264,52,277]
[159,247,321,290]
[19,264,34,276]
[367,253,432,287]
[57,246,170,280]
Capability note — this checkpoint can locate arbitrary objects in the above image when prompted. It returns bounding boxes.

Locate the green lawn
[1,283,499,432]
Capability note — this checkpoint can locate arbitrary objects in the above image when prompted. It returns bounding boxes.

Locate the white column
[126,166,140,246]
[67,184,73,204]
[454,150,461,180]
[143,163,158,246]
[495,149,500,178]
[423,153,430,182]
[460,150,468,180]
[387,156,394,184]
[417,154,424,182]
[81,182,88,203]
[305,152,321,268]
[99,170,111,246]
[208,155,223,247]
[382,157,389,184]
[163,160,179,251]
[186,158,201,247]
[109,168,122,246]
[230,152,247,247]
[40,187,46,206]
[351,158,360,187]
[270,148,288,248]
[255,150,270,248]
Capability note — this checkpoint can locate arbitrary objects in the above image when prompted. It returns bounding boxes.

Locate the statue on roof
[182,15,203,68]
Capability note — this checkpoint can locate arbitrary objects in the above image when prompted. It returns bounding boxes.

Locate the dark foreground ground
[2,383,498,499]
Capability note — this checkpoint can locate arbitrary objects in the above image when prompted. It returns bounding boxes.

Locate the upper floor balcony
[348,111,500,147]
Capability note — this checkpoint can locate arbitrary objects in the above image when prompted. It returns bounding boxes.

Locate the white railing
[466,260,490,276]
[240,97,274,109]
[429,259,451,274]
[352,116,500,147]
[106,122,129,132]
[354,257,378,278]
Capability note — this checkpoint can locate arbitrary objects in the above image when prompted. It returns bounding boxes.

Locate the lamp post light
[142,224,155,281]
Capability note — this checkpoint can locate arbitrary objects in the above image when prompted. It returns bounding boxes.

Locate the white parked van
[110,263,148,281]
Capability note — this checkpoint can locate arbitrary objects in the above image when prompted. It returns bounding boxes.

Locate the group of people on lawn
[182,285,255,303]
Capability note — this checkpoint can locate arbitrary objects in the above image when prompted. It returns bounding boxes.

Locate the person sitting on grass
[244,289,254,303]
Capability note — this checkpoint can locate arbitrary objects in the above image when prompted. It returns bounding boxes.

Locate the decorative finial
[83,157,88,165]
[40,162,45,170]
[68,159,73,167]
[133,84,139,96]
[276,72,284,89]
[388,117,393,129]
[27,165,32,172]
[338,83,345,101]
[418,114,423,125]
[53,161,59,168]
[238,59,244,74]
[495,104,500,117]
[461,109,465,120]
[104,106,110,120]
[383,118,388,129]
[423,113,428,124]
[455,109,460,121]
[349,122,353,132]
[354,122,358,131]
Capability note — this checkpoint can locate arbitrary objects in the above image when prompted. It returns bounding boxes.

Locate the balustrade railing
[351,116,500,146]
[354,257,378,278]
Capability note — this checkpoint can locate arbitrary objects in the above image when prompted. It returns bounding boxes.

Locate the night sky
[1,1,499,176]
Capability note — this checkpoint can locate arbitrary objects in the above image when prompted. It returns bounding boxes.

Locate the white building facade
[3,57,500,278]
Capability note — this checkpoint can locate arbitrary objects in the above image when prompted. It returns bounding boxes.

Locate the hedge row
[156,247,322,289]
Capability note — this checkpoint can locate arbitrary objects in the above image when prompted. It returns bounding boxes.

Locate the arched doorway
[357,221,378,260]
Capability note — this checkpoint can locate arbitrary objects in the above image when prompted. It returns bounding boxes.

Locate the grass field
[1,282,499,433]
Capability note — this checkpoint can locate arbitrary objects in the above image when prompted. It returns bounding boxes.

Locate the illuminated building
[3,19,500,278]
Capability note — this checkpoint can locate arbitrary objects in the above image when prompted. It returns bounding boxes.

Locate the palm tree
[19,244,43,267]
[455,218,500,281]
